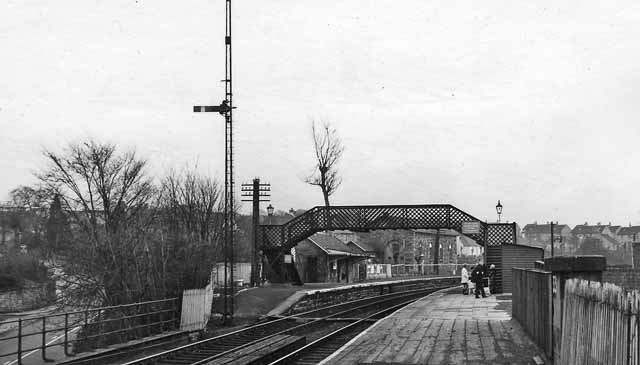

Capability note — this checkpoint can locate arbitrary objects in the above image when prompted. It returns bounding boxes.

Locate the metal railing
[0,297,179,364]
[390,263,467,277]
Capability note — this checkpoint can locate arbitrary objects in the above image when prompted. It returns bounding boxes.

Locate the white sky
[1,1,640,227]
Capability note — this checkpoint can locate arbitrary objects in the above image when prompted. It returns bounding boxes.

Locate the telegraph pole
[241,179,271,287]
[193,0,235,324]
[550,221,554,257]
[550,221,562,257]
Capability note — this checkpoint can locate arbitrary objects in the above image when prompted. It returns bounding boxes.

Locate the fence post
[41,316,53,362]
[628,306,632,365]
[17,318,22,365]
[64,313,71,356]
[175,298,180,330]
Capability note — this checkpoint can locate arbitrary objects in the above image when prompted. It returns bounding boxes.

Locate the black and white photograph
[1,1,640,364]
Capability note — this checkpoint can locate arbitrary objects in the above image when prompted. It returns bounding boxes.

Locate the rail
[122,284,455,364]
[269,285,454,364]
[0,297,179,364]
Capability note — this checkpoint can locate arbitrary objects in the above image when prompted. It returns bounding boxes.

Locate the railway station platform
[234,278,456,318]
[322,290,546,365]
[235,282,351,318]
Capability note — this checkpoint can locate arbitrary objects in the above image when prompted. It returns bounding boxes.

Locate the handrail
[0,297,180,364]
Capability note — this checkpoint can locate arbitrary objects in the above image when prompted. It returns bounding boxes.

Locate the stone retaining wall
[0,280,56,312]
[286,277,457,315]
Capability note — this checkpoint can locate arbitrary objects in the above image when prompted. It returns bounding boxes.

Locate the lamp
[496,200,503,223]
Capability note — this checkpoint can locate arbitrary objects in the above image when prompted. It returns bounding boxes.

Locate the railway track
[119,284,452,365]
[269,299,419,365]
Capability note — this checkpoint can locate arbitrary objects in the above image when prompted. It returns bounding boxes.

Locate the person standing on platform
[461,264,469,295]
[471,262,486,298]
[489,264,497,294]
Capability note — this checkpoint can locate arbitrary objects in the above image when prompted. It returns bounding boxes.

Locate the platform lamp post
[495,200,503,223]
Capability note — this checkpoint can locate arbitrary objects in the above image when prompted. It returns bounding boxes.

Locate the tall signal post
[193,0,235,323]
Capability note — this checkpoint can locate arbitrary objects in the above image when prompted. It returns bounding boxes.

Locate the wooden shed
[487,244,544,293]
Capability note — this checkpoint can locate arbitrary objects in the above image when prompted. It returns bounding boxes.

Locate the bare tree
[305,121,345,207]
[4,186,49,250]
[37,140,156,306]
[9,186,48,210]
[157,170,223,290]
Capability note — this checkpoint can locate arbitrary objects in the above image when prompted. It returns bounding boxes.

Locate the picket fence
[179,282,213,331]
[560,279,640,365]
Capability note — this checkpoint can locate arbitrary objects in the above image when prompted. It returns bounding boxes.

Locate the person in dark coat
[470,263,486,298]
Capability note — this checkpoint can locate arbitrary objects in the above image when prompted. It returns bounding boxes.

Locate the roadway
[0,306,81,365]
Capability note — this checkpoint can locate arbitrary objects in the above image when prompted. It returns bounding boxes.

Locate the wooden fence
[560,279,640,365]
[179,282,213,331]
[512,268,553,359]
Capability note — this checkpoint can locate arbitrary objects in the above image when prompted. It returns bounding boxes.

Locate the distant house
[293,233,370,283]
[605,225,622,238]
[337,229,457,266]
[456,235,482,257]
[571,222,624,251]
[618,226,640,244]
[400,229,457,265]
[572,223,610,239]
[522,223,572,243]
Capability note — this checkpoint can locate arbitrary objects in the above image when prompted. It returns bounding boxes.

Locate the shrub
[0,274,19,290]
[0,253,49,290]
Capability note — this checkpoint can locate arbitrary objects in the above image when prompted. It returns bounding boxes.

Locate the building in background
[456,235,482,258]
[293,233,370,283]
[522,223,572,244]
[618,226,640,245]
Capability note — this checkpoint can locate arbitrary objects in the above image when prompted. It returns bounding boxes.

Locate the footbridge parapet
[258,204,517,251]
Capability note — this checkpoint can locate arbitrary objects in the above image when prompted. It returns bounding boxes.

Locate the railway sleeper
[203,334,306,365]
[323,318,376,323]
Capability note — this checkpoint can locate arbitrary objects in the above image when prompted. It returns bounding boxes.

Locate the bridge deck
[322,290,546,364]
